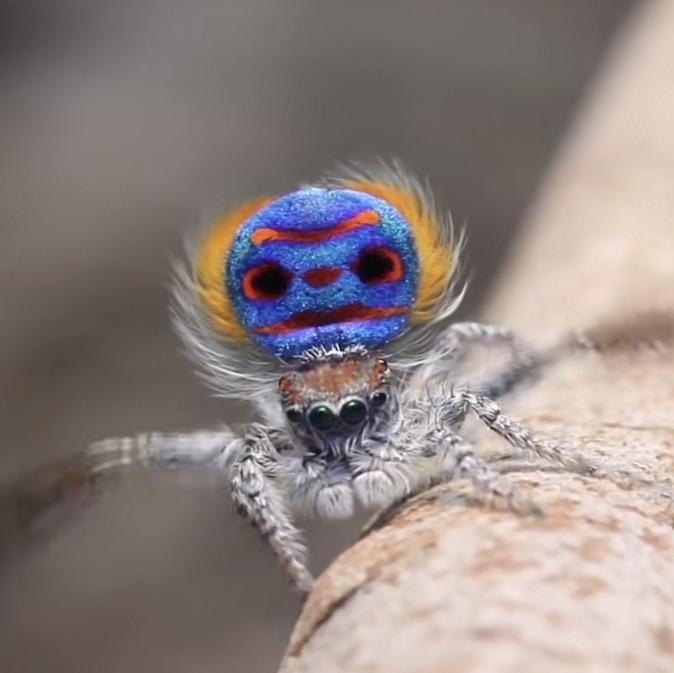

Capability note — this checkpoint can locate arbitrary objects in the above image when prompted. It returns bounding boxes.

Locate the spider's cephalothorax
[278,355,395,454]
[14,160,619,593]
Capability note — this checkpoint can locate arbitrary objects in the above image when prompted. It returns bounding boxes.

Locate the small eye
[243,262,292,301]
[339,399,367,425]
[371,391,388,408]
[353,247,404,285]
[308,405,337,431]
[285,407,303,424]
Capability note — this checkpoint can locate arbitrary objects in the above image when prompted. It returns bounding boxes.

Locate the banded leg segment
[230,426,313,592]
[88,429,241,473]
[0,428,240,548]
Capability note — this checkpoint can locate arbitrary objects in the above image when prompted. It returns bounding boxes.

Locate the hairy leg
[0,428,239,547]
[88,427,241,472]
[229,425,314,592]
[481,310,674,400]
[414,426,538,513]
[449,390,591,473]
[411,321,537,394]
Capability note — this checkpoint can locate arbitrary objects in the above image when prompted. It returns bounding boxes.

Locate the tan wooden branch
[278,3,674,672]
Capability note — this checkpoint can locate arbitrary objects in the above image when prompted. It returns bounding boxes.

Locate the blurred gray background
[0,2,633,672]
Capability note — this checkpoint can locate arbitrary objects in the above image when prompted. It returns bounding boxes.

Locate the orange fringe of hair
[197,196,275,342]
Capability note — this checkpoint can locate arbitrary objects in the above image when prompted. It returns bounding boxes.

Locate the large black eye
[371,391,388,408]
[353,247,404,285]
[340,399,367,425]
[243,262,292,301]
[308,405,337,431]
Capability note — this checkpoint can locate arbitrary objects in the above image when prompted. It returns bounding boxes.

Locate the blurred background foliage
[0,2,632,672]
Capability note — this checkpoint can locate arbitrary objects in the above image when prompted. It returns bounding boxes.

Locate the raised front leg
[478,310,674,400]
[229,425,314,592]
[410,321,538,397]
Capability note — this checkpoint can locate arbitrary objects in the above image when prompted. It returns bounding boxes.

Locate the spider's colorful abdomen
[226,188,419,359]
[194,164,458,364]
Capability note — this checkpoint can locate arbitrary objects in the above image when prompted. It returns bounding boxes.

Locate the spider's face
[278,357,392,442]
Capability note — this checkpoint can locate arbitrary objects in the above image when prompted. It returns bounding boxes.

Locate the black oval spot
[243,263,292,301]
[371,391,388,408]
[353,247,404,285]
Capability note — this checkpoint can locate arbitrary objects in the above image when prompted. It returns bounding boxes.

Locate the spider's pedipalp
[350,446,414,510]
[288,455,355,520]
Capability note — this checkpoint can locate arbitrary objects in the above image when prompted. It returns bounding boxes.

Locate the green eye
[340,399,367,425]
[308,405,337,431]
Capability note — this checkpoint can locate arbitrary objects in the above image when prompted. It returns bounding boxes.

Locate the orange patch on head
[302,358,366,397]
[278,374,301,403]
[369,358,389,387]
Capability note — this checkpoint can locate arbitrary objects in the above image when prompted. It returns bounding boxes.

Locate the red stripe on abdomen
[254,304,407,335]
[250,210,380,247]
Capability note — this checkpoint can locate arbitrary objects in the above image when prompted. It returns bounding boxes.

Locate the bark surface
[278,3,674,672]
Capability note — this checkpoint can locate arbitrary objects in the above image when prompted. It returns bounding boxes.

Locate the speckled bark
[278,3,674,672]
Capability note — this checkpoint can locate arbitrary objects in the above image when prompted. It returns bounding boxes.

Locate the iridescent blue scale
[226,187,420,359]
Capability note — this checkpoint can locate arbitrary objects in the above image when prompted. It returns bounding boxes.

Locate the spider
[5,162,671,592]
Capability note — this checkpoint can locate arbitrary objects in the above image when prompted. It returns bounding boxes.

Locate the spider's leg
[449,435,540,514]
[88,428,241,473]
[443,322,542,399]
[439,321,522,349]
[414,423,540,514]
[0,428,239,552]
[410,322,542,404]
[350,395,463,509]
[414,321,535,389]
[230,425,313,592]
[481,310,674,400]
[454,391,591,473]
